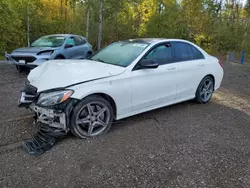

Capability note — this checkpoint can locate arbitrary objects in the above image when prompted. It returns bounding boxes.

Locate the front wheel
[55,55,65,59]
[70,95,114,138]
[195,76,214,104]
[16,65,27,73]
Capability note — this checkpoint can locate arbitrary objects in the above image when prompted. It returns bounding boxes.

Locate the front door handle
[198,64,204,67]
[167,67,176,71]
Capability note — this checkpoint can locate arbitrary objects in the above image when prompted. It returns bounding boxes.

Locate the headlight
[37,90,73,106]
[37,50,54,56]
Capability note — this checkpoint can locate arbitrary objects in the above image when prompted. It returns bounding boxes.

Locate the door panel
[72,45,85,59]
[175,59,205,100]
[171,41,206,100]
[131,64,177,111]
[64,46,77,59]
[63,37,78,59]
[74,37,88,59]
[131,42,178,111]
[78,44,88,59]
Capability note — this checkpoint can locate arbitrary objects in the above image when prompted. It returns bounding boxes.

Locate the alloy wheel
[200,79,213,102]
[75,102,110,136]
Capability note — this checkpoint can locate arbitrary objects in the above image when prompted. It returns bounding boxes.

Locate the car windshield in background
[31,36,66,47]
[90,41,149,67]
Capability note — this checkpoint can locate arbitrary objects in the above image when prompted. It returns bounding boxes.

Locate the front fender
[50,49,63,59]
[69,78,132,118]
[70,81,114,100]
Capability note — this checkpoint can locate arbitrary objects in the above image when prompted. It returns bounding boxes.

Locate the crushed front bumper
[30,104,67,131]
[19,83,78,155]
[18,83,77,132]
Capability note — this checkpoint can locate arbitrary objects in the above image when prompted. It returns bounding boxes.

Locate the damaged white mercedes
[19,39,224,138]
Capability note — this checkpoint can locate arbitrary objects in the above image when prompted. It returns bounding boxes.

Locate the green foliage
[145,0,190,39]
[0,0,249,54]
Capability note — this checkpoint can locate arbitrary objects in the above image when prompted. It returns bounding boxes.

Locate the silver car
[5,34,93,72]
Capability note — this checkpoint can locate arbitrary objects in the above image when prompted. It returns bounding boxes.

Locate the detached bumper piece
[18,83,37,108]
[23,124,67,156]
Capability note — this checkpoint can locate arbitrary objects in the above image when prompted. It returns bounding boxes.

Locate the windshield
[89,41,149,67]
[31,35,66,47]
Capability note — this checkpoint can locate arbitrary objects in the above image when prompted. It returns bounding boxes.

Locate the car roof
[122,38,207,56]
[124,38,191,44]
[44,34,86,39]
[124,38,164,44]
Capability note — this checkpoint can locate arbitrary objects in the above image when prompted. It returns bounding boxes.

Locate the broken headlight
[37,50,54,56]
[37,90,73,107]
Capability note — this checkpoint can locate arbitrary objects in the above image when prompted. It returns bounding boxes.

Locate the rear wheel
[70,95,114,138]
[195,76,214,104]
[86,51,92,59]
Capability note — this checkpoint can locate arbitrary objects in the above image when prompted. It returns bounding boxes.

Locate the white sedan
[19,38,224,138]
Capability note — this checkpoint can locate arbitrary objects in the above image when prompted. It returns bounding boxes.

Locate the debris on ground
[23,124,67,156]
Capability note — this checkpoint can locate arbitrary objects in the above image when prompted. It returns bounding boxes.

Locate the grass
[0,54,5,60]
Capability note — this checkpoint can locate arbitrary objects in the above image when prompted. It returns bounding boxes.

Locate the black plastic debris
[23,124,67,156]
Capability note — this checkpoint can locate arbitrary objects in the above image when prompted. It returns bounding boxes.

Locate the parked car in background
[5,34,93,72]
[19,38,223,138]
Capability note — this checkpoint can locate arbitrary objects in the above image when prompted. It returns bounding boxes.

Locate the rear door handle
[198,63,204,67]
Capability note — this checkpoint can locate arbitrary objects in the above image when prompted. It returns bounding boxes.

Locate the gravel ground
[0,62,250,188]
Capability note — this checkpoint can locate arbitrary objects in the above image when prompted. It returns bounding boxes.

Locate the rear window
[75,37,86,46]
[171,42,204,62]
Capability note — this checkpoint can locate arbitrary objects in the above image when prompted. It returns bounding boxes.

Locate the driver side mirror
[139,59,159,69]
[65,44,74,48]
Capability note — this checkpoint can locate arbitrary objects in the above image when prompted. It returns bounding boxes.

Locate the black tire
[86,51,92,59]
[16,65,26,73]
[70,95,114,138]
[55,55,65,59]
[195,76,214,104]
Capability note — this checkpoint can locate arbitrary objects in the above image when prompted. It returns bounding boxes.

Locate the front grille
[11,56,36,63]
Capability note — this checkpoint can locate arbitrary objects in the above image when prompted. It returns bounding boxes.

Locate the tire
[16,65,26,73]
[55,55,65,59]
[195,76,214,104]
[86,52,92,59]
[70,95,114,138]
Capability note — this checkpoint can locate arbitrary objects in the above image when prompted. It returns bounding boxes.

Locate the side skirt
[116,97,195,120]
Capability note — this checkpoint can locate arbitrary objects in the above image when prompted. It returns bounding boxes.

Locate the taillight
[218,59,223,68]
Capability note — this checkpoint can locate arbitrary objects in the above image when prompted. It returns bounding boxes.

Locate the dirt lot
[0,61,250,188]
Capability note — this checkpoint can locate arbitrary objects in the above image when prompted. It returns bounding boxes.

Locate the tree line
[0,0,250,55]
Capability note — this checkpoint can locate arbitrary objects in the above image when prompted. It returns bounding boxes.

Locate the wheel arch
[205,74,215,88]
[195,74,215,103]
[55,54,65,59]
[85,51,93,58]
[73,92,117,119]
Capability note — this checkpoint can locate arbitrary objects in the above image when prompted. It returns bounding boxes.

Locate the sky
[243,0,247,6]
[176,0,248,6]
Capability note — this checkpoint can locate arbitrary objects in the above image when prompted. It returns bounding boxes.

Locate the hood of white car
[28,59,126,92]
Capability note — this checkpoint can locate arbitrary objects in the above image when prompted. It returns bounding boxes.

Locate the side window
[172,42,192,62]
[74,37,86,46]
[65,37,76,46]
[190,45,204,60]
[144,43,172,65]
[172,42,204,62]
